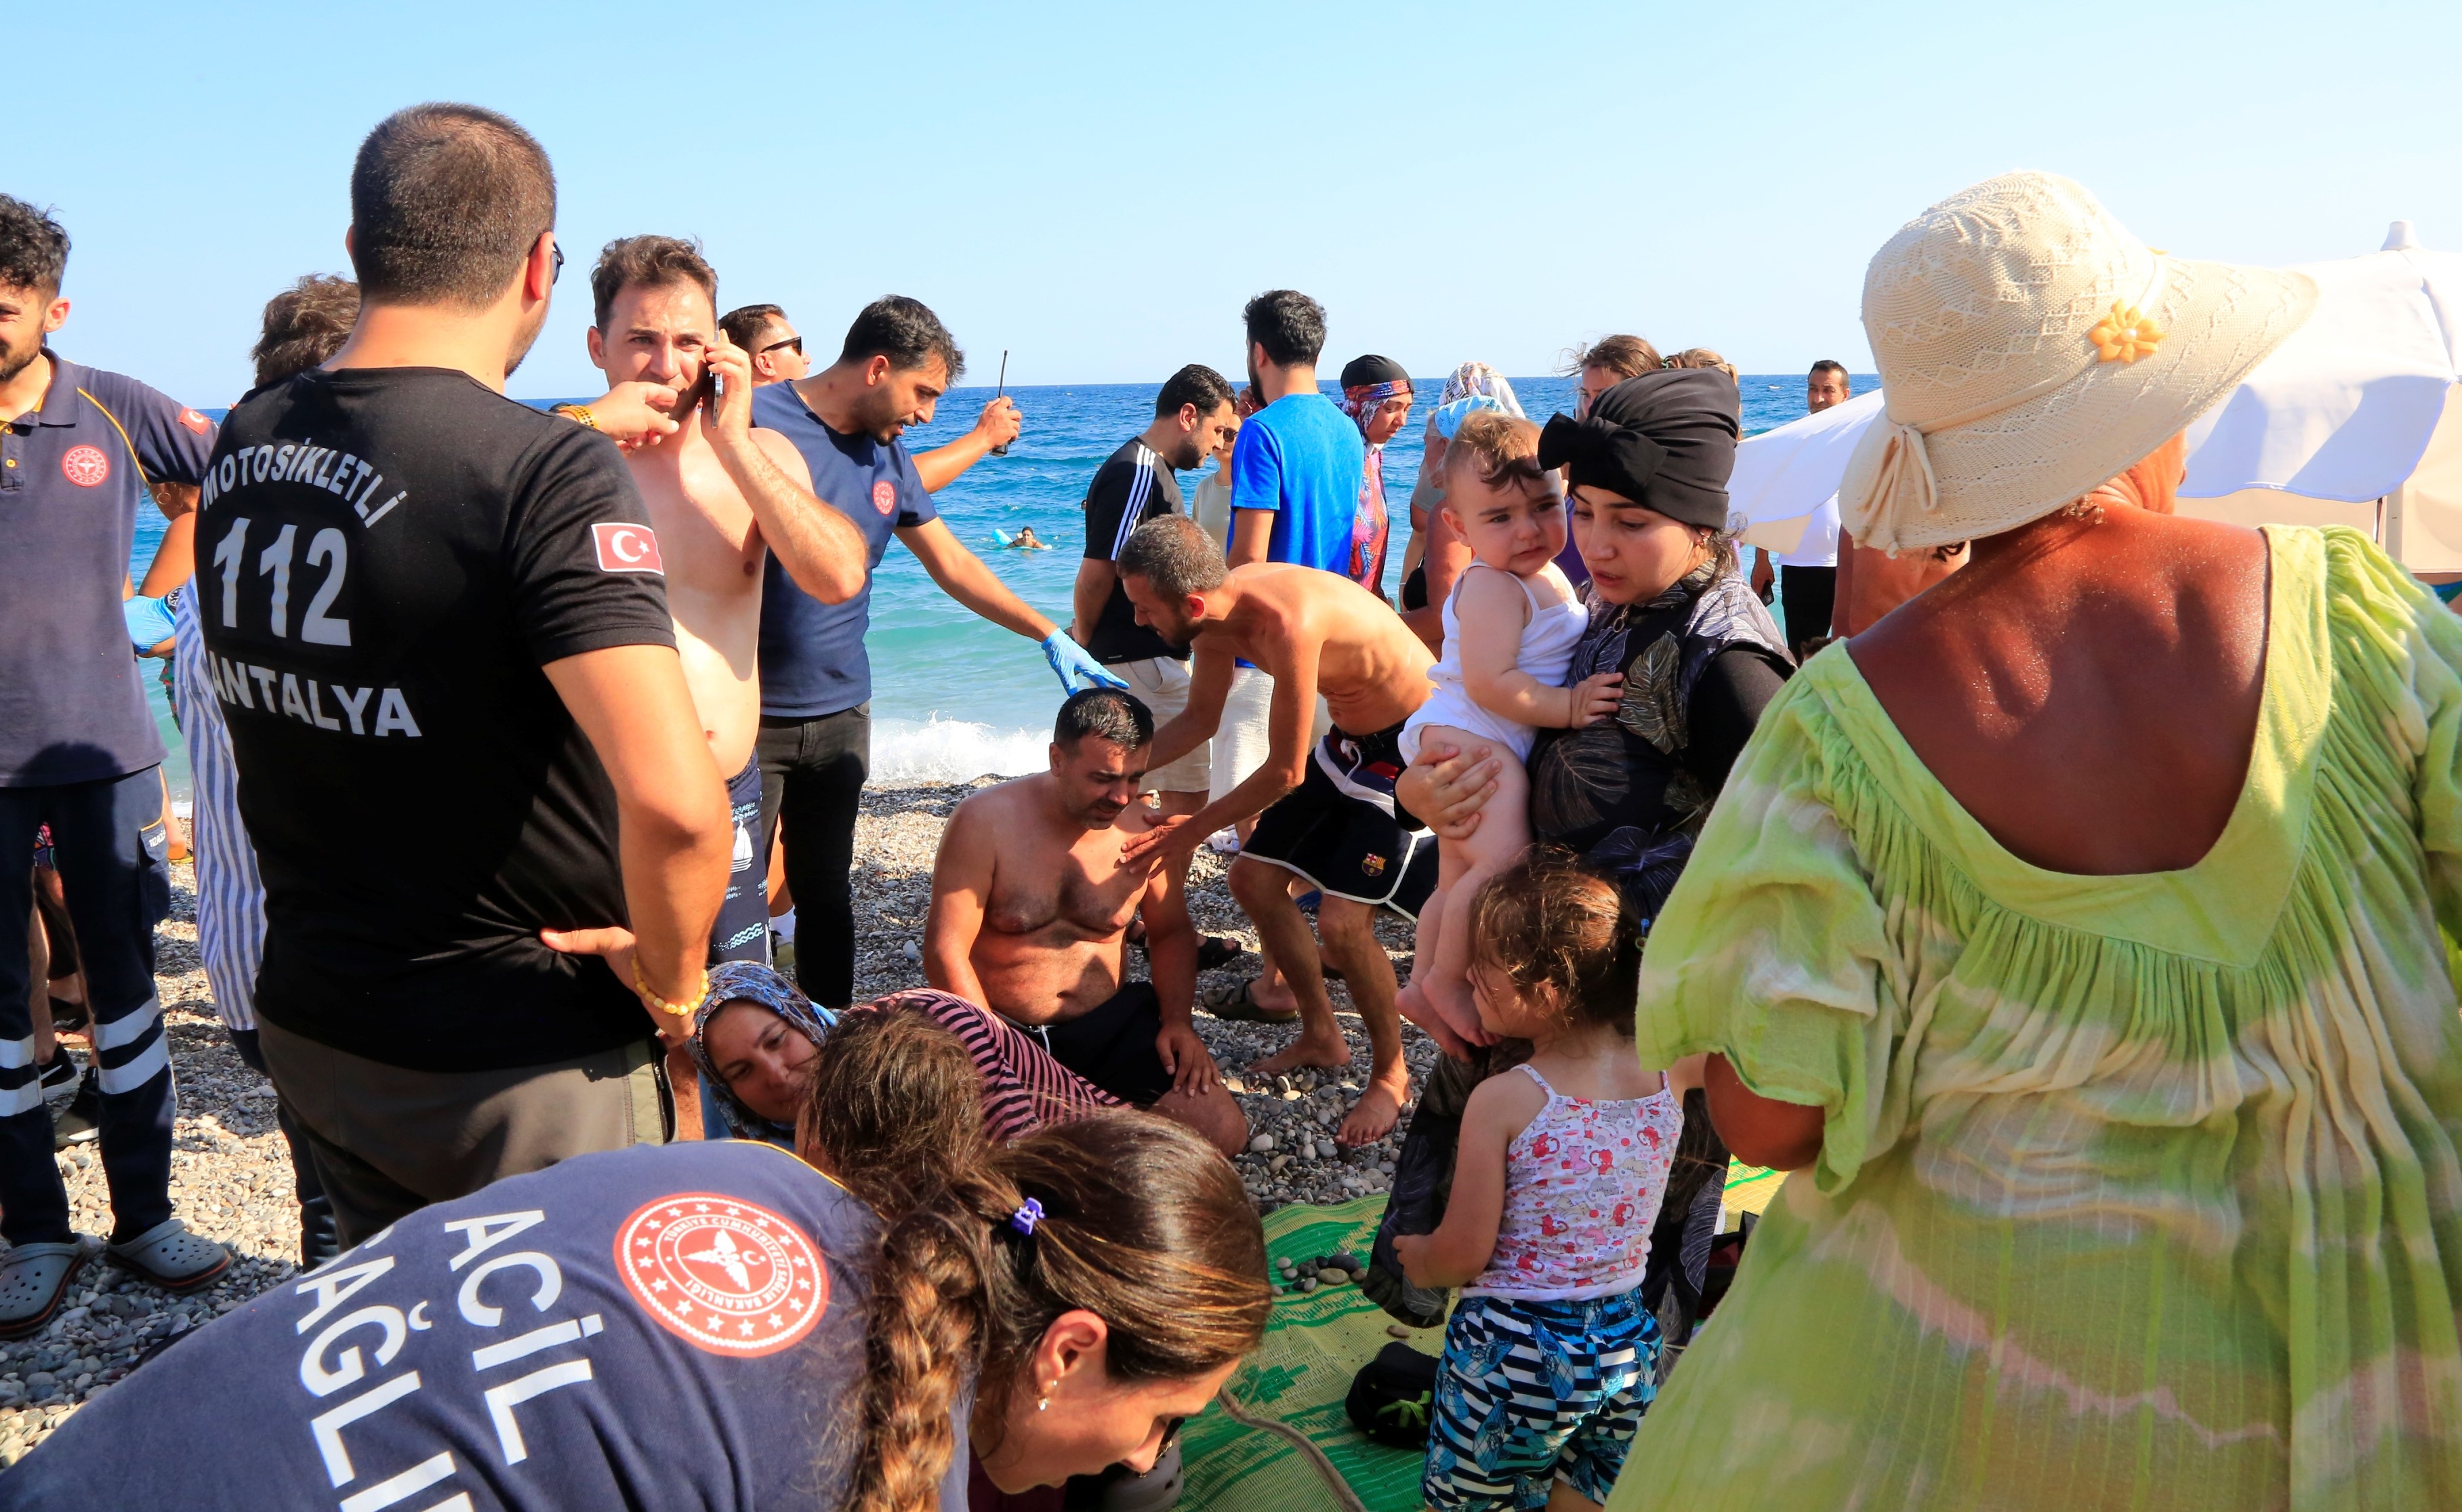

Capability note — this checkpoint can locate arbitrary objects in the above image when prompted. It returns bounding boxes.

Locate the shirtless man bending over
[569,237,866,968]
[1115,515,1439,1144]
[925,689,1248,1155]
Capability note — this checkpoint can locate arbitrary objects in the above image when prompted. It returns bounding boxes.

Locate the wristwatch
[552,403,598,430]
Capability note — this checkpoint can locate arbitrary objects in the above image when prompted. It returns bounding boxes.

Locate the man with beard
[199,105,733,1242]
[924,689,1246,1153]
[752,295,1120,1013]
[1069,363,1238,910]
[0,193,230,1325]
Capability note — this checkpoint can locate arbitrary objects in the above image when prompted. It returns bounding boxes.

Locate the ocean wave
[871,715,1048,783]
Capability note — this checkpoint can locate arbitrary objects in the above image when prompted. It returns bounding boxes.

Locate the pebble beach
[0,777,1439,1464]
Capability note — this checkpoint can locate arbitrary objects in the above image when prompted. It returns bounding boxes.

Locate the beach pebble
[1335,1252,1364,1271]
[1387,1325,1413,1339]
[1298,1275,1317,1293]
[900,941,920,962]
[1315,1267,1346,1285]
[1248,1134,1275,1153]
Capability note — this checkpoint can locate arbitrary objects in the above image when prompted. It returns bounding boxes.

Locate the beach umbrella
[1733,224,2462,570]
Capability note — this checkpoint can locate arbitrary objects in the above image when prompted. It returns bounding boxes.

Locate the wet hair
[840,295,965,380]
[1242,289,1327,368]
[1155,363,1233,420]
[252,274,358,387]
[1809,359,1850,388]
[1562,333,1662,383]
[1669,348,1740,388]
[1117,514,1228,600]
[590,235,717,331]
[852,1113,1269,1512]
[1467,851,1641,1032]
[0,196,68,297]
[1443,411,1552,500]
[348,103,556,310]
[1054,687,1153,750]
[798,1008,987,1218]
[722,302,787,350]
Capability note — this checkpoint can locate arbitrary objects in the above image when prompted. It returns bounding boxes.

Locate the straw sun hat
[1841,171,2317,553]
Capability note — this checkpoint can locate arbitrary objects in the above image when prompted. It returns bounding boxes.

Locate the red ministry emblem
[592,521,665,573]
[60,445,110,487]
[871,480,896,516]
[615,1193,827,1357]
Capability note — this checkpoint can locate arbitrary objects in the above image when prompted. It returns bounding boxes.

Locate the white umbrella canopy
[1732,226,2462,569]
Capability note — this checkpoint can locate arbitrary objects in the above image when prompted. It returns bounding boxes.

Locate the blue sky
[22,1,2462,404]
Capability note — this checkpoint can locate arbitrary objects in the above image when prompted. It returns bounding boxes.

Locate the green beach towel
[1181,1197,1438,1512]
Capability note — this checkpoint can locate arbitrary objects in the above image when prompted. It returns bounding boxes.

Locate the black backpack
[1345,1342,1441,1449]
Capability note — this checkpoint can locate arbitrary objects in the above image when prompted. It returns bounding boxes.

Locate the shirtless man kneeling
[925,689,1247,1155]
[1115,516,1439,1145]
[541,238,867,1126]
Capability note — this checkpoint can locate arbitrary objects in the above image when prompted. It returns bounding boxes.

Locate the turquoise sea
[134,374,1858,797]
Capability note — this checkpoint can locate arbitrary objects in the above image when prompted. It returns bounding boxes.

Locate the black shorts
[710,754,771,965]
[1009,981,1173,1108]
[1240,722,1439,918]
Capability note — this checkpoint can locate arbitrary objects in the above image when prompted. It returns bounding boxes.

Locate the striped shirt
[171,585,265,1032]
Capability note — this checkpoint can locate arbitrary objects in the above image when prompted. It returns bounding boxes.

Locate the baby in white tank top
[1397,414,1624,1050]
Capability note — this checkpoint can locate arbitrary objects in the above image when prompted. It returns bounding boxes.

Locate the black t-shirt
[196,369,677,1071]
[1081,438,1185,663]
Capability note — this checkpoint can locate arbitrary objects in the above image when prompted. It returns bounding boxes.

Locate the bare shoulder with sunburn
[1227,563,1435,733]
[624,429,768,773]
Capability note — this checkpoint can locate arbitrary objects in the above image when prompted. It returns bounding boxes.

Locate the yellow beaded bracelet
[632,959,707,1020]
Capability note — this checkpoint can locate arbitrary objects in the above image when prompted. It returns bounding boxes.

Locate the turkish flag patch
[592,520,665,573]
[178,408,212,435]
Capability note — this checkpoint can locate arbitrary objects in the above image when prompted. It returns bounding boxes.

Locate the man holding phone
[555,237,869,979]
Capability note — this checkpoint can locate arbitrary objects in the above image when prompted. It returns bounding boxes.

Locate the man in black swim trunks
[1116,515,1439,1145]
[924,688,1248,1154]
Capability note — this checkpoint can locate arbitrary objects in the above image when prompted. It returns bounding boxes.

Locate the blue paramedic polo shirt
[751,382,938,720]
[1,1140,972,1511]
[0,352,216,786]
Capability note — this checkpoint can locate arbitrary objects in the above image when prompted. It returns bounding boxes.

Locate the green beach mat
[1181,1196,1436,1512]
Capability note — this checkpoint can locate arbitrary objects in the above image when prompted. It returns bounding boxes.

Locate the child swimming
[1397,411,1622,1046]
[1393,857,1702,1512]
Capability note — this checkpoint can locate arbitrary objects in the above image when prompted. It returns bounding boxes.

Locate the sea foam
[871,715,1048,783]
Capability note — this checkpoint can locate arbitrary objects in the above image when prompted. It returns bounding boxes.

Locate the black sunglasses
[550,239,565,286]
[760,335,804,358]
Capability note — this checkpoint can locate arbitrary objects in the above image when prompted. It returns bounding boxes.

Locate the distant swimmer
[1006,525,1052,550]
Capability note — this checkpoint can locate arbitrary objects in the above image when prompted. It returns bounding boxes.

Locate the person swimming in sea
[1002,525,1053,550]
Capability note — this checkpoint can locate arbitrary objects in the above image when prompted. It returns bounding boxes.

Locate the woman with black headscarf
[1361,369,1793,1326]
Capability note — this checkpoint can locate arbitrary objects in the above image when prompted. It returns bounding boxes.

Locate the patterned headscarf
[686,962,838,1141]
[1438,361,1523,415]
[1339,373,1413,595]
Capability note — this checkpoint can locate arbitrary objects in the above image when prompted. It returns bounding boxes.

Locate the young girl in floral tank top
[1394,855,1703,1512]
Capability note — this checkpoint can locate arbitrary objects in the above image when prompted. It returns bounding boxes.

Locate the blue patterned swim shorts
[1422,1288,1660,1511]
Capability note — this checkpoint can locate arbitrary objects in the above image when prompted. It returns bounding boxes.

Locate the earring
[1037,1382,1054,1412]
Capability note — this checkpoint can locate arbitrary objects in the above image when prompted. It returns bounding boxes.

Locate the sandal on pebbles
[0,1241,90,1341]
[1199,978,1301,1025]
[107,1219,230,1293]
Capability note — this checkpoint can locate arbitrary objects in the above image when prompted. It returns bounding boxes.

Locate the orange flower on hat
[2089,300,2164,363]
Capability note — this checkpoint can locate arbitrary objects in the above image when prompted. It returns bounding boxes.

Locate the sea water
[131,375,1854,796]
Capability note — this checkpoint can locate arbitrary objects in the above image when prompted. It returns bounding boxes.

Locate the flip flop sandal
[0,1242,89,1340]
[108,1219,230,1293]
[1199,979,1300,1025]
[1195,937,1245,972]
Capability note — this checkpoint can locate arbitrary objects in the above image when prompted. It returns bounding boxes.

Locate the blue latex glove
[1042,630,1128,693]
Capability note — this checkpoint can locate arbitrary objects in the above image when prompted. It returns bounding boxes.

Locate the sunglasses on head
[760,335,804,358]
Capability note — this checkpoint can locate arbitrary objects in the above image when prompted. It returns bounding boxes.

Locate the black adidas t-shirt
[196,369,677,1071]
[1081,438,1185,664]
[3,1141,971,1511]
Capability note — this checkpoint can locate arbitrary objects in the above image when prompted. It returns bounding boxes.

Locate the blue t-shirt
[4,1141,970,1511]
[0,354,216,786]
[1227,392,1364,573]
[752,383,938,719]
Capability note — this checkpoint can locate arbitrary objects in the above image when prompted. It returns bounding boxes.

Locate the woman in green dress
[1601,172,2462,1509]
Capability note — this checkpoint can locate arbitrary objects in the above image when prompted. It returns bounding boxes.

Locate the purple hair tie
[1008,1199,1046,1238]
